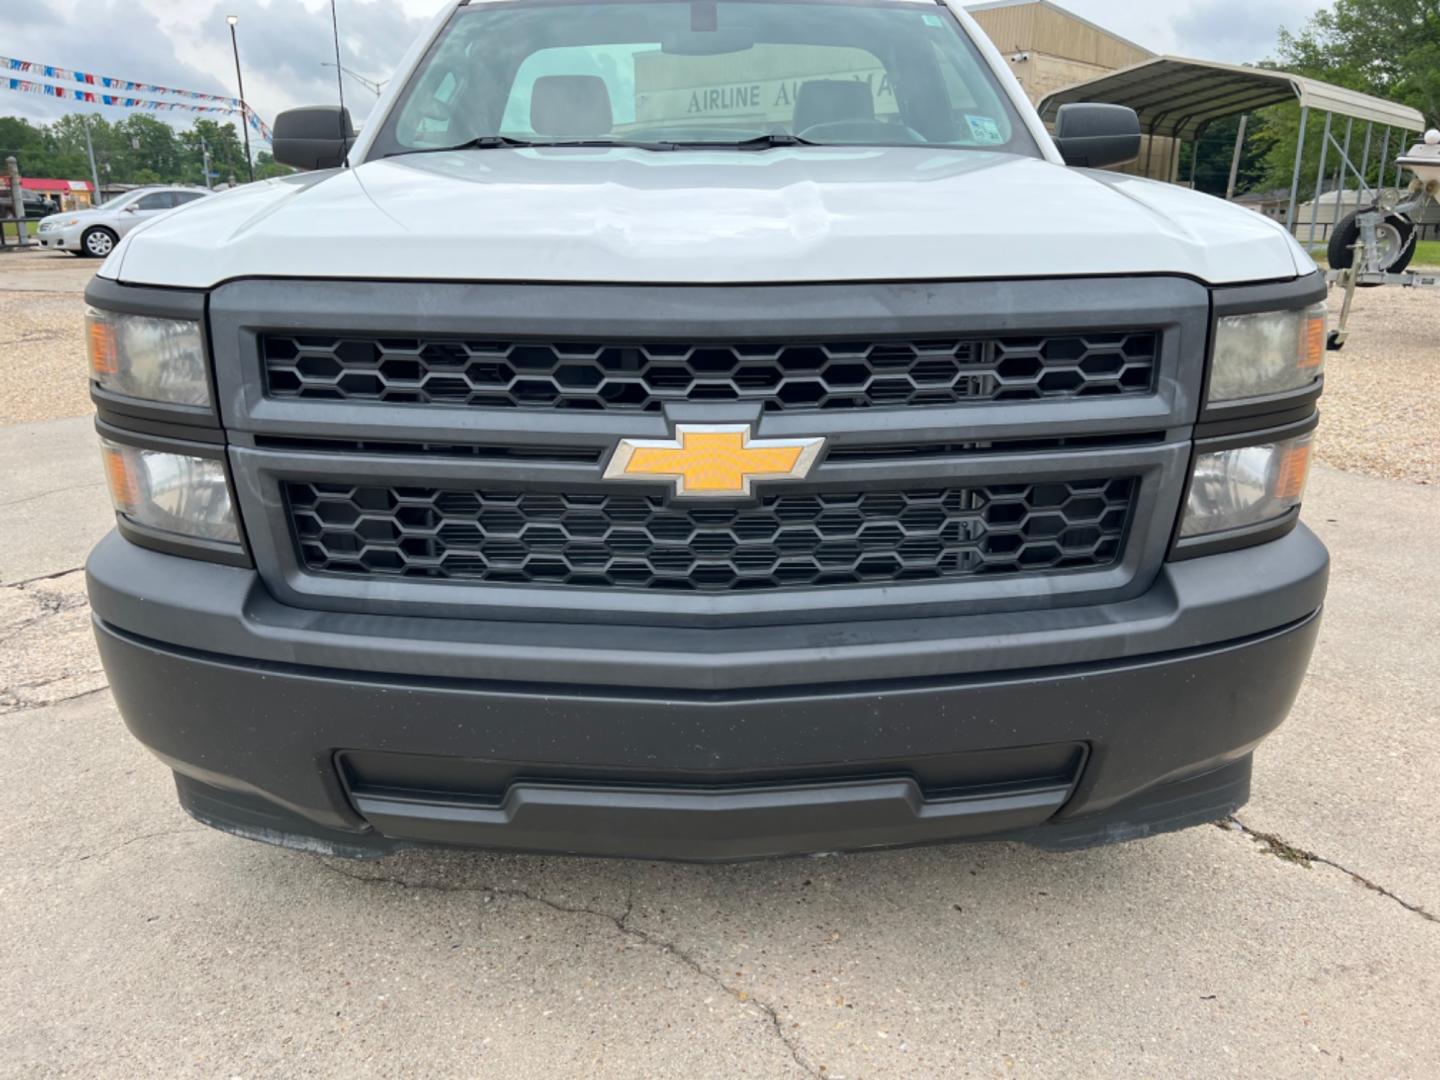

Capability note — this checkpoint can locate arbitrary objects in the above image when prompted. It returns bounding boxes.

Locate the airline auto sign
[636,68,898,124]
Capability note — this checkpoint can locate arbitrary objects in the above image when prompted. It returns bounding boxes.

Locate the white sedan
[35,186,210,258]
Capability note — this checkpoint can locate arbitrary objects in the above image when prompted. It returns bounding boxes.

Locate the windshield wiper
[387,135,677,157]
[714,133,823,150]
[386,135,535,156]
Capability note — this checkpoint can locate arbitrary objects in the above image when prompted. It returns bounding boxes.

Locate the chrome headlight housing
[1180,432,1313,538]
[100,438,239,544]
[1208,302,1326,403]
[87,307,210,407]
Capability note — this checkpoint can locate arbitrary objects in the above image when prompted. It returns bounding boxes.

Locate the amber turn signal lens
[86,309,118,377]
[1273,441,1312,501]
[1300,314,1326,370]
[101,442,140,512]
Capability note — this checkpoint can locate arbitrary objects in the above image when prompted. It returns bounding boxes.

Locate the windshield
[95,192,138,211]
[371,0,1036,157]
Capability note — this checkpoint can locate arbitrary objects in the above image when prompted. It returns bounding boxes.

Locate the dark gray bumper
[88,525,1327,861]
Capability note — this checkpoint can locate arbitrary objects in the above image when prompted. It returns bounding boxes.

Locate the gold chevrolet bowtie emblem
[604,424,825,498]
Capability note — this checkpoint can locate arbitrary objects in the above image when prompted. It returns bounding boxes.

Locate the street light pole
[320,62,386,99]
[226,15,255,183]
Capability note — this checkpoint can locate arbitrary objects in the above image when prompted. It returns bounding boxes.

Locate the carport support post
[1307,112,1333,251]
[1285,106,1308,234]
[1225,114,1248,200]
[1331,118,1353,238]
[1357,122,1373,202]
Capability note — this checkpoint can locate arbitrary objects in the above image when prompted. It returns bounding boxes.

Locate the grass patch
[1307,238,1440,270]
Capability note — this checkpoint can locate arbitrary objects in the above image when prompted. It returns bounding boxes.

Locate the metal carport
[1036,56,1428,243]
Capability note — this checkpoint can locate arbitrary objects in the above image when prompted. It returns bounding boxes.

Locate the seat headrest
[530,75,613,138]
[793,80,876,133]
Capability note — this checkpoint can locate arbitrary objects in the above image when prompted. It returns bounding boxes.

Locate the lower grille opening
[285,478,1137,593]
[337,744,1087,809]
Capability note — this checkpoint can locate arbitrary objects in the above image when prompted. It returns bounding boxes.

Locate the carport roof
[1037,56,1428,140]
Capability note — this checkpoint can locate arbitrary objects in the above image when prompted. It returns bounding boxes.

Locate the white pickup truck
[85,0,1329,861]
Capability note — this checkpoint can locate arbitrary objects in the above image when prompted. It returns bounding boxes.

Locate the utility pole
[6,156,30,247]
[201,134,214,190]
[226,15,256,183]
[82,115,101,201]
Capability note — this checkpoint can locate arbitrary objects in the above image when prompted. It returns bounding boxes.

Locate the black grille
[263,332,1159,412]
[285,479,1136,593]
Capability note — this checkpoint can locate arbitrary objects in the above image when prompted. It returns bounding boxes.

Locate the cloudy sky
[2,0,1329,135]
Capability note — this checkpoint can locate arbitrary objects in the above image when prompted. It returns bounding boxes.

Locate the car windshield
[372,0,1036,157]
[95,192,137,210]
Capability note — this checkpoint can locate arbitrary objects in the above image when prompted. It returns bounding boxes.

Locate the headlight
[100,439,239,543]
[1180,432,1312,537]
[86,308,210,407]
[1208,303,1326,403]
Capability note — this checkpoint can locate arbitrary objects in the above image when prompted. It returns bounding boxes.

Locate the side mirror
[123,204,139,213]
[273,106,356,171]
[1052,103,1141,170]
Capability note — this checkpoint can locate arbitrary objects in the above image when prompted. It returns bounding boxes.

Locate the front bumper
[88,526,1327,861]
[34,227,78,250]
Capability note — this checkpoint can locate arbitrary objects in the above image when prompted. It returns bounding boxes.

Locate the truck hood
[107,146,1313,287]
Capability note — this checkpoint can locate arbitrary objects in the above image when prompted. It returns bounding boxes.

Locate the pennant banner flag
[2,55,240,106]
[2,73,272,143]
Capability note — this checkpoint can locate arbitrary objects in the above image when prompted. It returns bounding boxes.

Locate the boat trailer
[1326,129,1440,349]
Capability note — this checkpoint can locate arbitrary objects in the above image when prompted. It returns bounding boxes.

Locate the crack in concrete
[9,481,105,509]
[320,861,822,1077]
[1223,818,1438,925]
[0,328,68,347]
[75,826,206,863]
[0,683,110,716]
[0,589,90,647]
[1,566,85,590]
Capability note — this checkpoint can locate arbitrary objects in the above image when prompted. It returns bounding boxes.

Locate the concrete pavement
[1,417,1437,1078]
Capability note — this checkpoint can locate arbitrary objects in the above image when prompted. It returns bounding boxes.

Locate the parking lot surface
[1,249,1437,1077]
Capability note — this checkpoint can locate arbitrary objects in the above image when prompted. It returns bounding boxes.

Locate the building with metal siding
[967,0,1175,179]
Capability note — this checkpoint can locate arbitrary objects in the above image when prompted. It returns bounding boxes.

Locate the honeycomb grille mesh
[263,332,1159,412]
[285,479,1136,593]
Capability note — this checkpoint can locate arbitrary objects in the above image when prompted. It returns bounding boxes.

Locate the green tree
[1177,114,1272,196]
[1258,0,1439,190]
[1278,0,1439,121]
[254,151,295,181]
[179,119,248,185]
[0,117,52,176]
[120,115,183,180]
[0,110,275,187]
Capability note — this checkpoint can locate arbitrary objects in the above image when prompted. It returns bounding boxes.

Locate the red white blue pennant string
[3,56,240,106]
[2,69,272,142]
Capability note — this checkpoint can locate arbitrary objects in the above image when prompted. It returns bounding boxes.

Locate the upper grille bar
[262,331,1159,413]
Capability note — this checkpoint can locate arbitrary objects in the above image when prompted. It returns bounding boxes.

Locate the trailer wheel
[1327,210,1416,283]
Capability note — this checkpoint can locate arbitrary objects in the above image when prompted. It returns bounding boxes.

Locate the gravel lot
[3,248,1436,482]
[2,246,1438,1077]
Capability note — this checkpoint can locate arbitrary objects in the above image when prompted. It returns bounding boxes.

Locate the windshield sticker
[965,114,1004,145]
